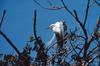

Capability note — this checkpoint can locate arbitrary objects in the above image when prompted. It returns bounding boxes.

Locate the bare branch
[33,10,38,41]
[94,0,100,7]
[0,30,20,55]
[94,17,100,36]
[83,0,90,26]
[69,39,78,55]
[87,52,100,66]
[61,0,88,39]
[33,10,45,47]
[0,10,6,29]
[33,0,64,10]
[83,17,100,58]
[61,0,75,17]
[73,10,88,39]
[87,45,98,55]
[73,10,81,23]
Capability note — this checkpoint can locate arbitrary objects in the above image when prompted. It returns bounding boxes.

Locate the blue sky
[0,0,100,55]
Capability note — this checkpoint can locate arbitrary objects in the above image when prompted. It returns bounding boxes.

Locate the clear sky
[0,0,100,55]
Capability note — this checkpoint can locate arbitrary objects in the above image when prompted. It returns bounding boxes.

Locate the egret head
[49,21,67,34]
[49,24,55,29]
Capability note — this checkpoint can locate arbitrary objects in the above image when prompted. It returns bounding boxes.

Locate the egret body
[47,21,67,52]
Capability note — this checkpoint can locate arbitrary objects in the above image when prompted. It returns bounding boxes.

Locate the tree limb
[83,0,90,26]
[87,52,100,66]
[61,0,88,39]
[94,0,100,7]
[73,10,88,39]
[61,0,75,17]
[0,30,20,55]
[0,10,6,29]
[33,0,64,10]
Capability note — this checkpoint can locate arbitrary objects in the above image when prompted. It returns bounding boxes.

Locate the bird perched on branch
[47,20,67,52]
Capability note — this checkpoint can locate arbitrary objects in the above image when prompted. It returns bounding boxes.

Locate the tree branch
[83,17,100,58]
[73,10,88,39]
[87,52,100,66]
[0,10,6,29]
[0,30,20,55]
[83,0,90,26]
[33,10,44,46]
[61,0,88,39]
[69,39,78,55]
[33,0,64,10]
[94,0,100,7]
[61,0,75,17]
[33,10,38,41]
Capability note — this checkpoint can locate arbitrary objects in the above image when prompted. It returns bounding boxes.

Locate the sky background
[0,0,100,56]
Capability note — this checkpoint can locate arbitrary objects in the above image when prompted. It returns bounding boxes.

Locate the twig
[83,17,100,58]
[33,0,64,10]
[61,0,75,17]
[87,52,100,66]
[73,10,88,39]
[69,39,78,55]
[94,0,100,7]
[61,0,88,39]
[0,10,6,29]
[33,10,38,41]
[83,0,90,26]
[87,45,98,55]
[33,10,44,46]
[0,30,20,55]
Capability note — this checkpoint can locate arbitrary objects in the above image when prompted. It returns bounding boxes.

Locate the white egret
[47,20,67,52]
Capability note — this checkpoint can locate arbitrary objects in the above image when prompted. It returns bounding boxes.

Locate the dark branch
[73,10,88,39]
[94,0,100,7]
[0,10,6,29]
[87,45,98,55]
[83,0,90,26]
[33,0,64,10]
[0,30,20,55]
[33,10,38,41]
[69,39,78,55]
[83,17,100,58]
[61,0,88,39]
[61,0,75,17]
[87,52,100,66]
[73,10,81,23]
[33,10,43,46]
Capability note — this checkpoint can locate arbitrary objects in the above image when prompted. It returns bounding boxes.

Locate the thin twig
[73,10,88,39]
[87,45,98,55]
[94,0,100,7]
[33,10,38,41]
[61,0,88,39]
[69,39,78,55]
[83,17,100,58]
[33,0,64,10]
[0,10,6,29]
[83,0,90,26]
[61,0,75,17]
[87,52,100,66]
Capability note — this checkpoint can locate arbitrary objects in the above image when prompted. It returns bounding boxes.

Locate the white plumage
[49,21,64,34]
[47,20,67,51]
[49,21,67,38]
